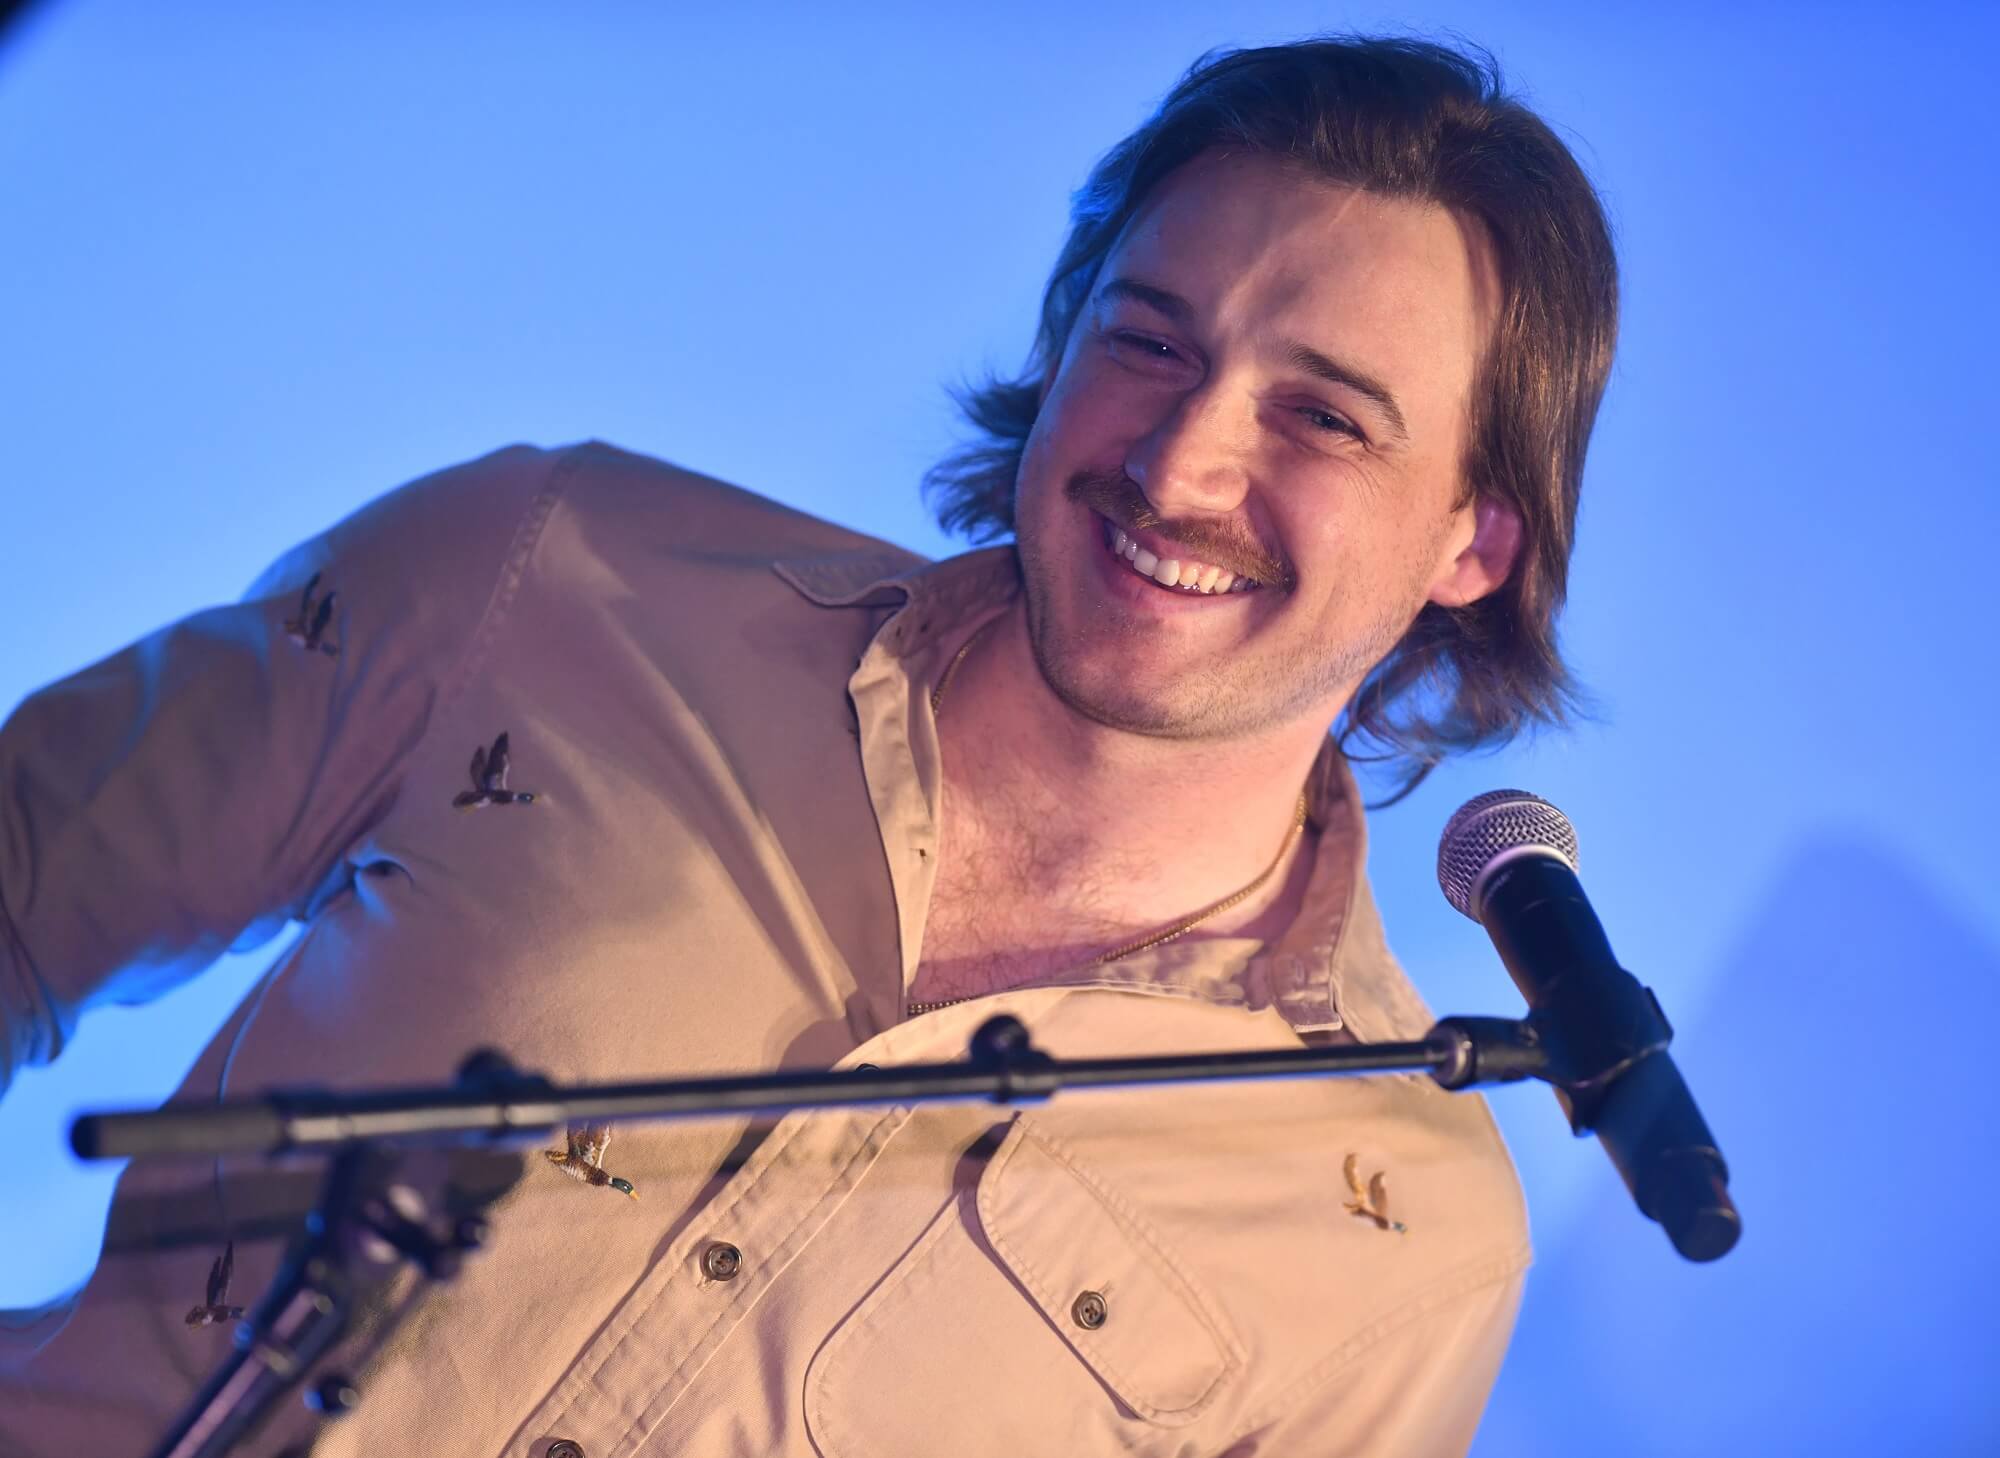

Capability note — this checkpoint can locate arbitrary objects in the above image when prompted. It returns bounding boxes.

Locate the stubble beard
[1009,445,1457,742]
[1015,514,1414,746]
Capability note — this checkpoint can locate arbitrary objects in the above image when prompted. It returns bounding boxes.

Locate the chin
[1014,494,1341,741]
[1045,663,1186,736]
[1022,603,1258,741]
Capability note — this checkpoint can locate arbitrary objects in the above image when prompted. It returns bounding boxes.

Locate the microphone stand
[66,1010,1702,1458]
[141,1142,500,1458]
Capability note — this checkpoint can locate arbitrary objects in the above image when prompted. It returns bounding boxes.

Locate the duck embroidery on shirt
[453,732,537,810]
[282,571,340,656]
[1343,1153,1407,1234]
[545,1123,638,1199]
[184,1241,246,1328]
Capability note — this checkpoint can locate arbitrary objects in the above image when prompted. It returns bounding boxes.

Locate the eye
[1103,329,1188,372]
[1297,405,1364,441]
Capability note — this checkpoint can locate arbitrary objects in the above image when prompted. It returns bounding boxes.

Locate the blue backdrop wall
[3,3,1996,1453]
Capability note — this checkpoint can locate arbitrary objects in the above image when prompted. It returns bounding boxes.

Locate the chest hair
[912,790,1159,1002]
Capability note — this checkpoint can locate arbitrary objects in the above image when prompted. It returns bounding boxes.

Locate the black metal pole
[74,1017,1470,1163]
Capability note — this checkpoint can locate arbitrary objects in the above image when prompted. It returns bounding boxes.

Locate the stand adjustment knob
[305,1374,359,1415]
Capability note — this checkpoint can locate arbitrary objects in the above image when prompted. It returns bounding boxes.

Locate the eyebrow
[1097,274,1411,443]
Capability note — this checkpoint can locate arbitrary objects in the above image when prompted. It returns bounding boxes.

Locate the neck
[934,600,1335,931]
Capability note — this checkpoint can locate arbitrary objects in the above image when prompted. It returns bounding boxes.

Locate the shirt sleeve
[1218,1266,1526,1458]
[0,442,566,1096]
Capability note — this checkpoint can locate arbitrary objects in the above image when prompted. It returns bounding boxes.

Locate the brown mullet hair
[923,35,1618,804]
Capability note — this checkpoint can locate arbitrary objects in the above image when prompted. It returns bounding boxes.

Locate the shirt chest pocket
[804,1118,1244,1458]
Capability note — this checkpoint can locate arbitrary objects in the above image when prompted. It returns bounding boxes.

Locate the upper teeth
[1111,527,1257,594]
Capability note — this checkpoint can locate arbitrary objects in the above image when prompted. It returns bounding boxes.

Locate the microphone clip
[1426,978,1677,1139]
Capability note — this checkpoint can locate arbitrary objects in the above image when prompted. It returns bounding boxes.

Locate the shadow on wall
[1477,831,2000,1458]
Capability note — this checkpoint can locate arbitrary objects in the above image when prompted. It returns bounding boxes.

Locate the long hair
[924,36,1618,803]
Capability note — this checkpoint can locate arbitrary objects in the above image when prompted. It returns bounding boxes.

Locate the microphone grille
[1437,789,1580,921]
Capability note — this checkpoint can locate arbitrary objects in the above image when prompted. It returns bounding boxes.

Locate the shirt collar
[771,544,1436,1044]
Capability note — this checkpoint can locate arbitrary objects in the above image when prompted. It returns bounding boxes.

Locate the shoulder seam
[431,446,576,724]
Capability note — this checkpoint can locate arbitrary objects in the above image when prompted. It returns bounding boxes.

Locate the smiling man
[0,35,1615,1458]
[915,150,1538,1016]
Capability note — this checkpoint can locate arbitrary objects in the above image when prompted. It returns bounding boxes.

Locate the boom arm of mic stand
[73,1016,1609,1170]
[74,1026,1464,1161]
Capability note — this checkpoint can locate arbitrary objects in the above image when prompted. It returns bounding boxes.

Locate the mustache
[1064,467,1291,589]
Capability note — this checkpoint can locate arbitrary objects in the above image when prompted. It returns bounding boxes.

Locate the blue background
[3,2,1996,1452]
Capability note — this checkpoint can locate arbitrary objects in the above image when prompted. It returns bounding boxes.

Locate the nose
[1123,383,1253,519]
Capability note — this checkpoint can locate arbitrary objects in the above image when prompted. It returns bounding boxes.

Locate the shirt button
[547,1441,585,1458]
[1071,1290,1108,1330]
[701,1241,743,1282]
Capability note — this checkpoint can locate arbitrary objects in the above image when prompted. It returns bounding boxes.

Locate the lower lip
[1087,514,1256,614]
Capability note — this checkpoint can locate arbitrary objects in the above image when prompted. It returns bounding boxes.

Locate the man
[0,34,1615,1457]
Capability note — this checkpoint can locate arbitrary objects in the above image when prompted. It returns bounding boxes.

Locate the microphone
[1438,790,1740,1262]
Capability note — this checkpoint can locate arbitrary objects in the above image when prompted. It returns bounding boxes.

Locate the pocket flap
[976,1120,1240,1424]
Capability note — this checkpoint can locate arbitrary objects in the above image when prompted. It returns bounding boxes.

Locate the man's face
[1012,149,1508,743]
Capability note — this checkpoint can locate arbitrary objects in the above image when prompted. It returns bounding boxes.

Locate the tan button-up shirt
[0,441,1528,1456]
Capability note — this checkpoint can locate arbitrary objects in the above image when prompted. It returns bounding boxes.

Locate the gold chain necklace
[912,616,1308,1013]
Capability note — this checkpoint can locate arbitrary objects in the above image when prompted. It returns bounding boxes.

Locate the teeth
[1104,518,1258,595]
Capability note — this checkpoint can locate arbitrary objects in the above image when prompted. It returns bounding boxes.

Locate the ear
[1427,494,1523,609]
